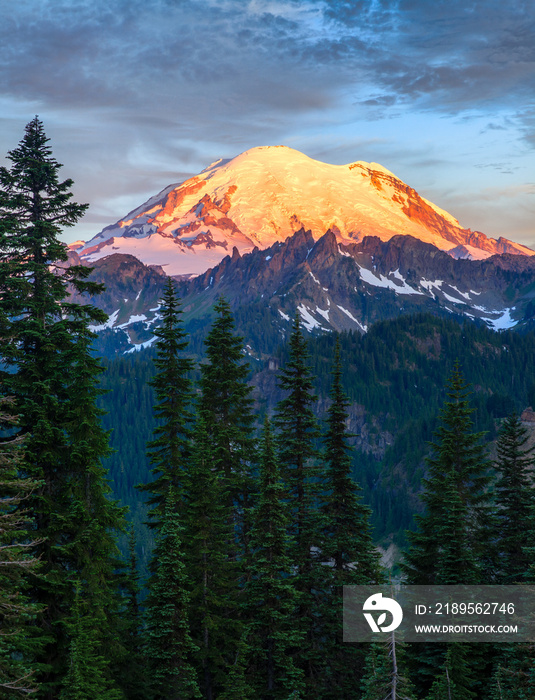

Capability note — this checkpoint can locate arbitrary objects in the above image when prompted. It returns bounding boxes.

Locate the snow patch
[316,306,330,322]
[336,305,368,332]
[89,309,120,332]
[483,308,517,331]
[125,336,158,353]
[448,285,472,301]
[117,314,148,329]
[297,304,321,332]
[420,279,443,299]
[278,309,290,322]
[359,266,423,295]
[442,291,468,305]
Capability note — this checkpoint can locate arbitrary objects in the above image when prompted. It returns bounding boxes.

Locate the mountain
[75,228,535,356]
[75,146,533,276]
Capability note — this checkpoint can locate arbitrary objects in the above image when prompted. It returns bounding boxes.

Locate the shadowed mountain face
[74,146,533,277]
[75,229,535,356]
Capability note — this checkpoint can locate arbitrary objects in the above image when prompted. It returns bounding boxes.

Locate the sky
[0,0,533,247]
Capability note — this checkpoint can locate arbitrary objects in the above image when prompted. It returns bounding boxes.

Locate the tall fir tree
[138,277,194,528]
[273,313,324,694]
[493,412,535,584]
[424,645,475,700]
[59,582,123,700]
[319,337,383,697]
[490,418,535,697]
[401,364,493,698]
[183,412,241,700]
[61,316,127,679]
[360,637,416,700]
[0,397,43,697]
[0,117,124,696]
[198,296,256,561]
[144,488,200,700]
[115,526,149,700]
[488,643,535,700]
[245,416,305,700]
[402,363,492,587]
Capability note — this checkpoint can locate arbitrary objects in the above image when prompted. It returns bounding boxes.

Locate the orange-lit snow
[79,146,534,276]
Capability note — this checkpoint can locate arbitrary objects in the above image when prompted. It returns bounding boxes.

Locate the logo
[363,593,403,633]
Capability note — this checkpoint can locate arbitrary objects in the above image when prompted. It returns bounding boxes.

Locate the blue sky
[0,0,533,246]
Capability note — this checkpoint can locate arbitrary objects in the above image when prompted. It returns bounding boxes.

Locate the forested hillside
[99,312,535,566]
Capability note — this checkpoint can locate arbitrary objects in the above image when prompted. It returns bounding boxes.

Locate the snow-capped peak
[78,146,533,275]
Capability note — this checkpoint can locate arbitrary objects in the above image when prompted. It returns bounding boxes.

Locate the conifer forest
[2,119,535,700]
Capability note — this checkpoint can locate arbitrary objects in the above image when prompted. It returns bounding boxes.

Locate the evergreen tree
[402,363,492,586]
[59,582,123,700]
[183,412,240,700]
[488,644,535,700]
[144,489,200,700]
[321,337,381,583]
[273,313,323,693]
[360,636,416,700]
[116,526,148,700]
[245,417,305,699]
[216,627,255,700]
[493,412,535,583]
[401,364,492,697]
[0,397,42,698]
[319,337,382,697]
[61,318,127,677]
[198,296,256,560]
[424,645,475,700]
[0,117,124,695]
[138,278,194,528]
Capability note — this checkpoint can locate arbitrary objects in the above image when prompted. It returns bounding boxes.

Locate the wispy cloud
[0,0,532,243]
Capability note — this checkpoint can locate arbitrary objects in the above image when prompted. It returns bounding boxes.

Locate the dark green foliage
[138,278,194,528]
[493,413,535,583]
[401,365,493,697]
[185,415,243,700]
[115,527,148,700]
[216,628,255,700]
[274,313,321,561]
[140,281,200,697]
[144,489,200,700]
[99,314,535,552]
[360,637,416,700]
[0,398,43,698]
[488,644,535,700]
[199,296,256,542]
[245,417,305,699]
[402,363,492,586]
[306,315,535,542]
[60,586,123,700]
[318,338,383,697]
[60,320,127,663]
[424,645,475,700]
[0,118,124,696]
[321,338,382,581]
[273,314,324,693]
[59,582,122,700]
[98,353,157,575]
[183,412,240,699]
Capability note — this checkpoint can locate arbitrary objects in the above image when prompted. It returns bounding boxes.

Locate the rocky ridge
[74,228,535,355]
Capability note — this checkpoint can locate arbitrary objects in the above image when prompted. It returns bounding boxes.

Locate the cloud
[0,0,533,245]
[324,0,534,114]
